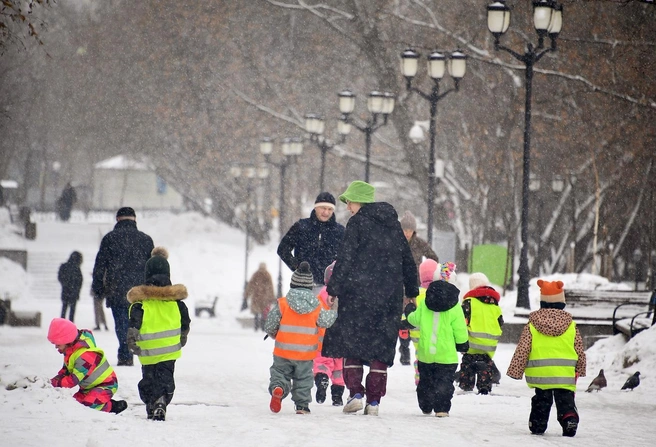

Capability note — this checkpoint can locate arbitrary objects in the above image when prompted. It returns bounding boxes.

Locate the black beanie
[290,261,314,289]
[145,247,170,284]
[314,192,336,208]
[116,207,136,218]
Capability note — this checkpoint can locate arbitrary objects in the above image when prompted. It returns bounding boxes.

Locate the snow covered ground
[1,212,655,446]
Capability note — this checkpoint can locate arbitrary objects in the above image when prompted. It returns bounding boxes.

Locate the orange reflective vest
[273,297,321,361]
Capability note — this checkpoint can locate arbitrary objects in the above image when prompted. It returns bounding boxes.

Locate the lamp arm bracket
[371,120,389,133]
[534,47,552,64]
[496,44,527,64]
[407,86,431,102]
[436,88,455,102]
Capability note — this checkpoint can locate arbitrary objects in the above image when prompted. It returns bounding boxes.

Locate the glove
[180,330,189,347]
[50,376,62,388]
[127,327,142,355]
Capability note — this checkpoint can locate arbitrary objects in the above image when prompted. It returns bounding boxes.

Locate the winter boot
[314,373,329,404]
[269,386,284,413]
[152,397,167,421]
[399,337,411,365]
[331,384,345,406]
[109,399,128,414]
[560,412,579,437]
[295,405,311,414]
[146,404,154,420]
[343,393,364,414]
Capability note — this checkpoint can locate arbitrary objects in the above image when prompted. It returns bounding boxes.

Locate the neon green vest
[67,345,114,390]
[466,298,503,358]
[525,322,578,391]
[132,300,182,366]
[409,288,426,346]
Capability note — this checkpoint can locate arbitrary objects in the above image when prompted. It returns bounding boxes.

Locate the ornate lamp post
[260,137,303,297]
[337,90,395,182]
[304,114,333,191]
[401,49,466,246]
[487,0,563,309]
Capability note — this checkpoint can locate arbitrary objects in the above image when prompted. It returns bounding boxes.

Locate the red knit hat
[47,318,78,345]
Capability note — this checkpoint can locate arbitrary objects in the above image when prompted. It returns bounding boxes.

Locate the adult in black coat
[322,181,418,413]
[277,192,345,289]
[92,207,154,366]
[58,251,83,322]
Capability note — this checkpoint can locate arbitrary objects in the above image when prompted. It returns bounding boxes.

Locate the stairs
[27,251,65,301]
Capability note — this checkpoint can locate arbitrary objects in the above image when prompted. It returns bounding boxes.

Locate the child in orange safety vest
[265,261,338,414]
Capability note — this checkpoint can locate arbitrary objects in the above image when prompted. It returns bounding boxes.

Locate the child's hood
[528,308,573,336]
[425,281,460,312]
[127,284,188,303]
[286,288,320,314]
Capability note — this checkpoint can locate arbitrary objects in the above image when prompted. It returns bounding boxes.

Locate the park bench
[194,296,219,318]
[564,289,654,338]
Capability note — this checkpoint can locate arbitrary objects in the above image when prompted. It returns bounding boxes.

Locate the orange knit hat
[537,279,565,303]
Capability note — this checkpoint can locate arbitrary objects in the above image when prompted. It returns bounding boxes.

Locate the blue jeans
[111,305,132,363]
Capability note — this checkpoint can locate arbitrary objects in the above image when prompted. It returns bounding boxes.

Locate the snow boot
[331,384,345,406]
[399,337,411,365]
[109,399,128,414]
[269,386,284,413]
[314,373,329,404]
[295,405,311,414]
[152,397,166,421]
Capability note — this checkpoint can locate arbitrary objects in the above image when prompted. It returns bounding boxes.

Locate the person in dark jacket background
[322,181,419,416]
[92,207,154,366]
[58,251,83,322]
[277,192,345,293]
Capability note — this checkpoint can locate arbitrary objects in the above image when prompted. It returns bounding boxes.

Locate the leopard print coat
[506,308,586,380]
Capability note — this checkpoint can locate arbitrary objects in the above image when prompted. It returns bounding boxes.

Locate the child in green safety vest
[457,272,503,394]
[507,279,587,437]
[127,247,191,422]
[47,317,127,414]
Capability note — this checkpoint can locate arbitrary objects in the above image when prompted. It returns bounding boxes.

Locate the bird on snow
[621,371,640,391]
[586,369,607,392]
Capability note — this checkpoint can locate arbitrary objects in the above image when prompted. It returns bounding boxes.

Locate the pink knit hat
[47,318,78,345]
[419,259,439,288]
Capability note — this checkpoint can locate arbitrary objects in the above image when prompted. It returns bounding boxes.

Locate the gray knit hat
[290,261,314,289]
[400,210,417,232]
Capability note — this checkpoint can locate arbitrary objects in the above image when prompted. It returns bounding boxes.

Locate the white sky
[0,212,654,446]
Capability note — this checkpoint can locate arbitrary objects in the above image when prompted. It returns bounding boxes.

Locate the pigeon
[586,369,607,392]
[621,371,640,391]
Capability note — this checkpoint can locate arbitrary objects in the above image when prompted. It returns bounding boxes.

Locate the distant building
[92,155,184,211]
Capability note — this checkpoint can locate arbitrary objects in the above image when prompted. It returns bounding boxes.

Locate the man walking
[92,207,154,366]
[277,192,345,294]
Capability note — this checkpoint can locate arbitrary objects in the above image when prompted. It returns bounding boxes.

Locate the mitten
[180,329,189,347]
[127,327,142,355]
[403,302,417,317]
[456,341,470,353]
[50,376,62,387]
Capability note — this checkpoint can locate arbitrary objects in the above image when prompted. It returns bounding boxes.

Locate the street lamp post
[487,0,563,309]
[401,49,467,246]
[304,114,333,191]
[260,137,303,297]
[337,90,395,183]
[231,165,269,301]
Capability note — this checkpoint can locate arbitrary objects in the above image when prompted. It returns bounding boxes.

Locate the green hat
[338,181,375,204]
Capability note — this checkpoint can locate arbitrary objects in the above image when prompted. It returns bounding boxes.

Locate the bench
[195,296,219,318]
[7,310,42,327]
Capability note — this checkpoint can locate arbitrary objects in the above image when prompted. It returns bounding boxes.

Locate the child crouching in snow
[403,262,469,417]
[506,280,586,437]
[47,317,127,414]
[127,247,190,422]
[266,261,338,414]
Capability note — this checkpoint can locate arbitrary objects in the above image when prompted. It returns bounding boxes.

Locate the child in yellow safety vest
[265,261,338,414]
[127,247,191,422]
[47,317,127,414]
[457,272,503,395]
[507,279,586,437]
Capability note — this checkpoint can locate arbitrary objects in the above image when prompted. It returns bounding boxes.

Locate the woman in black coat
[322,181,418,415]
[58,251,83,322]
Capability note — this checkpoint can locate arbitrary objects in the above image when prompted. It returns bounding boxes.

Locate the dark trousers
[110,306,132,363]
[60,301,77,322]
[139,360,176,407]
[458,353,495,392]
[529,388,578,434]
[416,362,458,414]
[253,313,265,332]
[343,358,388,404]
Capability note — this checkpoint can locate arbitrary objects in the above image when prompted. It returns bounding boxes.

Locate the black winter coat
[322,202,419,366]
[58,252,83,304]
[91,220,154,308]
[277,210,345,284]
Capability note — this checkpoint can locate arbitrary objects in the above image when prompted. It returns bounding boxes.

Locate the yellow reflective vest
[525,322,578,391]
[465,298,503,358]
[132,300,182,366]
[409,288,426,349]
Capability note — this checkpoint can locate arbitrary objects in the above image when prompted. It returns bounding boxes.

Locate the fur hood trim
[127,284,188,303]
